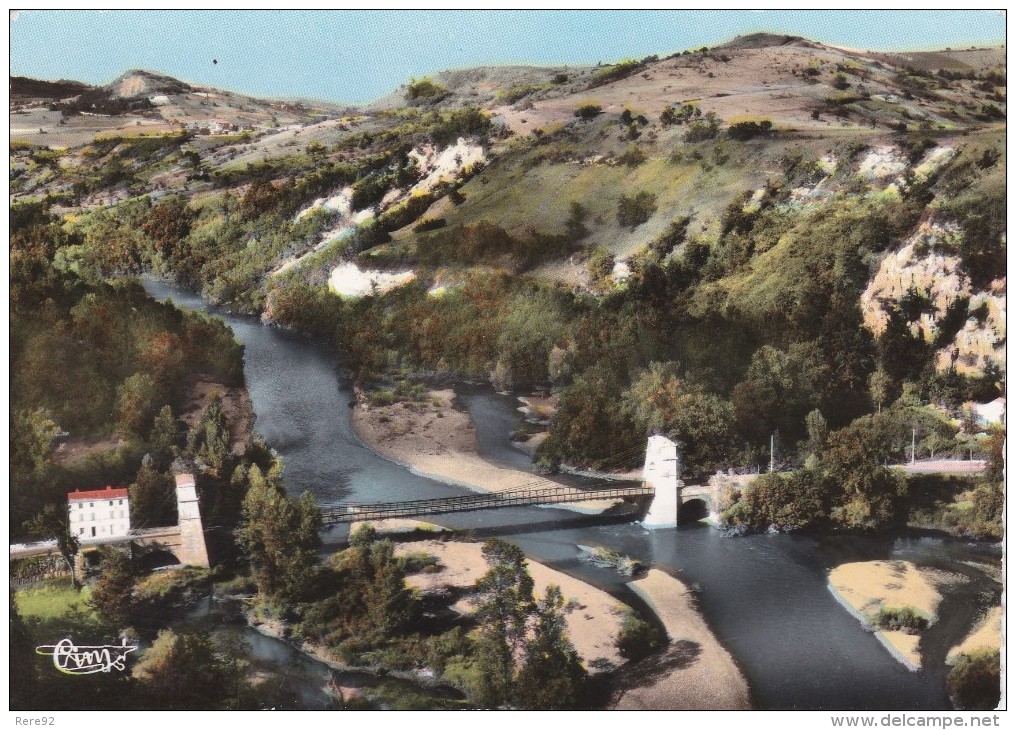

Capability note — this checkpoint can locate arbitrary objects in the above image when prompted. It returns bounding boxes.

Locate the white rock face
[408,138,486,194]
[817,153,838,175]
[939,286,1007,376]
[612,260,632,283]
[296,187,353,220]
[328,262,416,298]
[913,146,956,182]
[861,222,1005,376]
[861,221,968,342]
[856,146,908,181]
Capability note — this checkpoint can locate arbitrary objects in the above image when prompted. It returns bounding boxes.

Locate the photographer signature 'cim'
[36,638,138,675]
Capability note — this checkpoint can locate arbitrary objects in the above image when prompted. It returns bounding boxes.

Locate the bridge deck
[321,484,653,524]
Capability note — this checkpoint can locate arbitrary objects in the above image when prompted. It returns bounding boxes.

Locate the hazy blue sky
[9,10,1006,103]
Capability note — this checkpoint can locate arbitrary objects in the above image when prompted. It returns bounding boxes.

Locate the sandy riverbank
[828,560,964,670]
[390,538,626,673]
[350,388,622,512]
[947,605,1002,664]
[613,569,751,710]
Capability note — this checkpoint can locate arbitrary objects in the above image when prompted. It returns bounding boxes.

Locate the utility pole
[770,433,775,473]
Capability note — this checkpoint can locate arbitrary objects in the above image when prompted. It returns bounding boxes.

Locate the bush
[616,610,664,661]
[660,103,700,125]
[616,191,657,228]
[617,143,646,167]
[588,59,642,88]
[874,605,929,633]
[947,650,1000,710]
[574,103,602,120]
[684,114,720,142]
[727,119,773,140]
[405,77,448,102]
[414,216,446,233]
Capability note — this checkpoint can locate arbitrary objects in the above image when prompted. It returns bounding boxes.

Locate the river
[144,278,1001,711]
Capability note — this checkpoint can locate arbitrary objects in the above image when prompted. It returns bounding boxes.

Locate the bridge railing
[320,484,653,524]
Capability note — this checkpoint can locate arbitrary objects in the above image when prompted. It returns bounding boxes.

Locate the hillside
[10,35,1006,480]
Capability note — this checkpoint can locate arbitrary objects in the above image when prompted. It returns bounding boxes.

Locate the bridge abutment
[641,435,684,529]
[172,473,210,568]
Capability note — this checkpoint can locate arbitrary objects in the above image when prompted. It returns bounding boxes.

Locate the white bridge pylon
[640,434,683,529]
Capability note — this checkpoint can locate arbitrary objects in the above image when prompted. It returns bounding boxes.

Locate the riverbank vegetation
[246,529,595,709]
[723,411,1004,534]
[11,200,249,539]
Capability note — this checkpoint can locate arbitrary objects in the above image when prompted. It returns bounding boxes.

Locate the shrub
[414,217,447,232]
[586,246,614,283]
[874,605,929,633]
[947,650,1000,710]
[616,191,657,228]
[660,103,700,125]
[683,114,719,142]
[616,610,664,661]
[727,119,773,140]
[574,103,603,120]
[617,143,646,167]
[405,76,448,102]
[588,59,642,88]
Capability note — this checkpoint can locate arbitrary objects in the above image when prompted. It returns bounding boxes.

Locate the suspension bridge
[319,483,655,524]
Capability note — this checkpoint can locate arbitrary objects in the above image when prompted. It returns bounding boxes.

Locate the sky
[9,10,1007,104]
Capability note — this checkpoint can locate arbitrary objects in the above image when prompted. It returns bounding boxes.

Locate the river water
[144,279,1001,711]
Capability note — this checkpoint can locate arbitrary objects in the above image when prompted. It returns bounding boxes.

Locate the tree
[516,585,588,709]
[132,629,230,709]
[732,344,823,446]
[10,592,38,709]
[868,368,893,413]
[129,456,177,528]
[804,409,829,459]
[11,407,58,479]
[724,468,827,531]
[88,548,136,629]
[820,415,908,529]
[187,394,231,478]
[23,503,79,584]
[147,405,179,470]
[617,191,657,228]
[566,201,589,240]
[984,426,1004,484]
[947,650,1000,710]
[234,465,321,604]
[469,539,536,708]
[624,362,738,474]
[347,525,416,638]
[616,609,664,661]
[115,372,160,437]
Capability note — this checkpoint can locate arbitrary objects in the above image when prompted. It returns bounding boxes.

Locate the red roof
[67,486,128,501]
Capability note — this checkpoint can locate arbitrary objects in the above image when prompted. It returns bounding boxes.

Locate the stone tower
[640,434,683,529]
[173,473,210,568]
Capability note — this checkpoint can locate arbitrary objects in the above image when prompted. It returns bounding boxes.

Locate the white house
[67,486,131,542]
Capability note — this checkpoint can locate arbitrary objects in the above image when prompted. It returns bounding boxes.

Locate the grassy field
[15,579,104,640]
[16,579,92,619]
